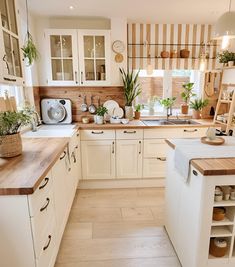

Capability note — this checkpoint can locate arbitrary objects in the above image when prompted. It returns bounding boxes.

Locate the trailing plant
[119,68,142,106]
[181,82,196,103]
[0,110,31,136]
[96,106,108,117]
[135,104,144,112]
[189,98,209,111]
[159,97,176,109]
[217,50,235,64]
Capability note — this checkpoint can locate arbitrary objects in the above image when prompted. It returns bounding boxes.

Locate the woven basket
[0,133,22,158]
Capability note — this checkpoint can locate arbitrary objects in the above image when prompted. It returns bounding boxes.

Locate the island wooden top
[0,137,69,195]
[166,139,235,176]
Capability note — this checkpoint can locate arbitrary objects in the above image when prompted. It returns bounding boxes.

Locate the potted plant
[190,98,209,119]
[134,104,144,120]
[159,97,176,118]
[0,110,31,157]
[217,50,235,67]
[119,68,142,120]
[95,106,108,125]
[181,82,196,114]
[22,32,39,66]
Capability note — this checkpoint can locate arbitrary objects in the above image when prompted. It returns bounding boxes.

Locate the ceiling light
[69,6,74,10]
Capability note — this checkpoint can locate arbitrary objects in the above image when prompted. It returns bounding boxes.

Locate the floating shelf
[214,201,235,207]
[212,217,234,226]
[211,226,233,237]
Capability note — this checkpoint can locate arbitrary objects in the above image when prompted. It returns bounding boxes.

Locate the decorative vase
[181,103,189,114]
[134,111,141,120]
[125,106,134,120]
[192,110,201,119]
[0,133,22,158]
[96,115,104,124]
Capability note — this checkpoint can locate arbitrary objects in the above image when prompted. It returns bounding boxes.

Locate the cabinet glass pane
[84,36,94,58]
[62,35,72,58]
[0,0,9,30]
[8,0,17,34]
[95,36,105,58]
[3,32,14,75]
[63,59,73,80]
[50,35,61,57]
[96,59,106,81]
[12,36,22,77]
[52,59,62,80]
[85,59,95,80]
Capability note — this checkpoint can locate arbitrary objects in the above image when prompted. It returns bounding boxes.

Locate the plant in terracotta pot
[120,68,142,120]
[95,106,108,125]
[0,110,31,157]
[181,82,196,115]
[134,104,144,120]
[189,98,209,119]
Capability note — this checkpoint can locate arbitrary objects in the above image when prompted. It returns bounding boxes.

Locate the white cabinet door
[78,30,111,86]
[116,140,143,179]
[81,140,115,179]
[45,29,79,86]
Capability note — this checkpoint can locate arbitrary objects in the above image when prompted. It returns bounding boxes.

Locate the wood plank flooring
[55,188,181,267]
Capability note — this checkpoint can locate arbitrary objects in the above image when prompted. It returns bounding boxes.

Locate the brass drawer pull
[139,141,142,154]
[91,131,104,134]
[60,151,66,160]
[43,235,52,251]
[39,177,49,190]
[123,130,136,134]
[157,157,166,161]
[183,129,198,133]
[40,198,50,212]
[112,141,115,154]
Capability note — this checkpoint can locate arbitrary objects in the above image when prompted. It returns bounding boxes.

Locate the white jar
[96,115,104,125]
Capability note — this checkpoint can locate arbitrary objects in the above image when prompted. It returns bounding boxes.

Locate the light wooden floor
[55,188,181,267]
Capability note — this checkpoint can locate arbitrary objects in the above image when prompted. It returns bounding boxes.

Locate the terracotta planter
[180,49,190,58]
[161,51,169,58]
[0,133,22,158]
[135,111,141,120]
[181,103,189,114]
[192,110,201,119]
[125,106,134,120]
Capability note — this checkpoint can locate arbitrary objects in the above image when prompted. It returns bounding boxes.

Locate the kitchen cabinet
[0,0,24,85]
[44,29,110,86]
[116,139,143,179]
[81,140,115,179]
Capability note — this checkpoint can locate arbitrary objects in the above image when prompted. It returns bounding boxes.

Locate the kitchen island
[165,139,235,267]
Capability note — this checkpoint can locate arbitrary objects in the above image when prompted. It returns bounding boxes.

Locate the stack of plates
[103,100,124,121]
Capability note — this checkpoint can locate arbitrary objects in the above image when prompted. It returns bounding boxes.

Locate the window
[136,69,203,116]
[0,85,25,108]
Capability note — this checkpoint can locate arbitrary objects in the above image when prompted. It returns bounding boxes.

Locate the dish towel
[170,137,235,182]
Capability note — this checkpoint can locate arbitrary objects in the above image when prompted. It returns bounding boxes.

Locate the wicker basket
[0,133,22,158]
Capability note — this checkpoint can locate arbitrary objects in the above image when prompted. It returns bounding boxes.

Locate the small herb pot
[135,111,141,120]
[96,115,104,124]
[192,110,201,119]
[181,103,189,114]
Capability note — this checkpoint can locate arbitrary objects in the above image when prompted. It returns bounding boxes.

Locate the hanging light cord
[25,0,29,37]
[229,0,232,12]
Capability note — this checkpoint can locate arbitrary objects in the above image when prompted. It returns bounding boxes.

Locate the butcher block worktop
[0,137,69,195]
[166,139,235,176]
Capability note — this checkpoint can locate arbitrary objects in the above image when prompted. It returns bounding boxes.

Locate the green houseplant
[95,106,108,125]
[0,110,31,157]
[159,97,176,118]
[181,82,196,114]
[119,68,142,120]
[134,104,144,120]
[189,98,209,119]
[217,50,235,66]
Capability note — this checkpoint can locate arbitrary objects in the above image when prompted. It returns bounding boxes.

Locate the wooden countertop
[77,119,217,130]
[166,139,235,176]
[0,137,69,195]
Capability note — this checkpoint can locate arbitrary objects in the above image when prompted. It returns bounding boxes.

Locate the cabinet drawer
[116,129,143,140]
[143,158,166,178]
[81,130,115,140]
[28,170,53,217]
[144,139,168,158]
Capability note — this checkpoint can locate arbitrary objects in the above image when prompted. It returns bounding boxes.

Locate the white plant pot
[96,115,104,124]
[228,61,234,67]
[125,106,134,120]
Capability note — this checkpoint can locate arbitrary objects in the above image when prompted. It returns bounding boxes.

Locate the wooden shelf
[211,226,233,237]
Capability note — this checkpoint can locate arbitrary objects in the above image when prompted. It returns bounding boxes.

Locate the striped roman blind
[127,23,220,71]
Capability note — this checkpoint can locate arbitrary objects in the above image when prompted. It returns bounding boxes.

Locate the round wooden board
[115,53,124,63]
[201,136,225,146]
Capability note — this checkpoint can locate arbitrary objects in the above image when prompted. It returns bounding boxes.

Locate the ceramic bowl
[121,119,129,124]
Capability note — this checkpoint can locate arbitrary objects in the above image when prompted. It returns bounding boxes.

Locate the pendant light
[214,0,235,41]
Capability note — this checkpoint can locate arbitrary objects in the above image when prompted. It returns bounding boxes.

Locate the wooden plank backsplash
[128,23,219,70]
[34,86,125,122]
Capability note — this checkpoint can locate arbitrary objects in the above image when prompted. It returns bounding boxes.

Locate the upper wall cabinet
[0,0,24,85]
[45,29,111,86]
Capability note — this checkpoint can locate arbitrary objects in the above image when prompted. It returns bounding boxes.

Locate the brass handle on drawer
[139,141,142,154]
[4,77,17,82]
[43,235,52,251]
[40,198,50,212]
[39,177,49,190]
[157,157,166,161]
[60,151,66,160]
[112,141,115,154]
[81,71,84,84]
[183,129,198,132]
[75,71,78,84]
[123,130,136,134]
[91,131,104,134]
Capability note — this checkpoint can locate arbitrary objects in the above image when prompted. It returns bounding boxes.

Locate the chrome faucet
[31,110,42,132]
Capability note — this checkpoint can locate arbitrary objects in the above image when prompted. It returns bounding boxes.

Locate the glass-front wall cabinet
[0,0,23,82]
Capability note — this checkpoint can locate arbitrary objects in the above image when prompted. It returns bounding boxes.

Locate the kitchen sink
[142,119,200,126]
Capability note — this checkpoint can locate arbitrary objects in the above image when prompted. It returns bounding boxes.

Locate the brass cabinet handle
[4,77,17,82]
[75,71,78,84]
[123,130,136,134]
[112,141,115,154]
[139,141,142,154]
[81,71,84,84]
[43,235,52,251]
[40,198,50,212]
[60,151,66,160]
[91,131,104,134]
[157,157,166,161]
[39,177,49,190]
[183,129,198,132]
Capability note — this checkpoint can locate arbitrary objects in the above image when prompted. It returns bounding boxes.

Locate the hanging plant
[21,0,39,66]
